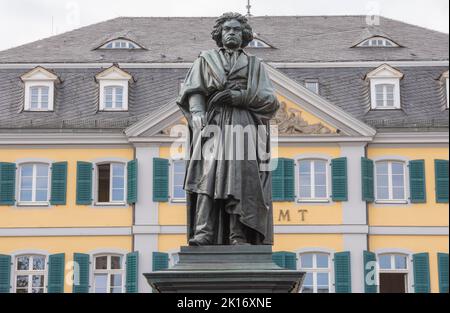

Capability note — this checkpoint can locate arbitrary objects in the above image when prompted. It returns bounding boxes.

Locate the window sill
[98,109,128,112]
[297,199,330,203]
[94,202,128,207]
[23,110,55,112]
[17,202,50,207]
[375,200,408,204]
[170,199,187,204]
[370,107,401,110]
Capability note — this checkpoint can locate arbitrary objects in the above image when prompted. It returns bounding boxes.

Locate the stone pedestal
[144,245,304,293]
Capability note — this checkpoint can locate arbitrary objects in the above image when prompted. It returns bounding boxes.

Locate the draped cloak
[176,49,280,245]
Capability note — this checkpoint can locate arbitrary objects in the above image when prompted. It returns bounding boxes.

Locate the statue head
[211,12,254,49]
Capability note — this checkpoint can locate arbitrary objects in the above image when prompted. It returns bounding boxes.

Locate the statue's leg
[189,193,218,246]
[229,214,251,245]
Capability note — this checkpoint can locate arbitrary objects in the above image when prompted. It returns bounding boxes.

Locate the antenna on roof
[246,0,252,17]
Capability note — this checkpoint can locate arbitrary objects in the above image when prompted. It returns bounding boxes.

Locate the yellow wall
[367,146,449,226]
[0,147,133,228]
[158,144,343,225]
[370,235,449,293]
[158,233,344,253]
[0,236,132,293]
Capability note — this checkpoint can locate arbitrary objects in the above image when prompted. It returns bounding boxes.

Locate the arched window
[100,39,141,50]
[299,252,332,293]
[14,254,47,293]
[247,38,271,48]
[358,37,399,47]
[93,254,125,293]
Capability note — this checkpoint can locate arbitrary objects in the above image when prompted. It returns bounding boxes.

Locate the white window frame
[441,71,449,109]
[99,80,129,111]
[100,39,140,50]
[374,160,408,204]
[94,162,127,205]
[298,252,332,293]
[370,78,401,110]
[377,253,411,293]
[358,37,399,47]
[296,158,330,203]
[304,79,319,94]
[24,81,55,112]
[13,254,48,293]
[170,159,186,203]
[17,162,51,206]
[92,254,125,294]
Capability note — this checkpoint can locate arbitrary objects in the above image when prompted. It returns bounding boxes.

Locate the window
[21,67,58,112]
[298,159,328,201]
[375,161,406,202]
[299,253,331,293]
[14,255,46,293]
[103,86,124,110]
[378,254,409,293]
[93,255,124,293]
[247,39,270,48]
[375,84,395,108]
[305,80,319,94]
[97,163,126,204]
[367,64,403,110]
[100,39,141,50]
[29,86,50,110]
[172,160,186,202]
[19,163,50,204]
[358,37,399,47]
[441,71,449,109]
[96,66,131,111]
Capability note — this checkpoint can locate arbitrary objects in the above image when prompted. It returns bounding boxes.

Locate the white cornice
[372,132,449,144]
[0,60,448,69]
[0,133,129,145]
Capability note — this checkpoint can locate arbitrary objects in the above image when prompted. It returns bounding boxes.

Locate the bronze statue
[177,13,280,246]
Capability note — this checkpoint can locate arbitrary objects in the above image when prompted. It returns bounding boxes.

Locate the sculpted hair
[211,12,254,48]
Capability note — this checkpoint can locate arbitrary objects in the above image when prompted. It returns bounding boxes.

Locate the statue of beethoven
[176,12,280,246]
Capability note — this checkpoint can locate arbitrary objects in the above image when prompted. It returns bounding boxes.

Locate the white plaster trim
[370,226,449,235]
[372,132,449,144]
[0,227,132,237]
[0,133,129,145]
[1,61,448,69]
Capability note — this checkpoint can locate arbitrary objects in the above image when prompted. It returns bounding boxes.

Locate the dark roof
[0,16,448,63]
[0,66,447,131]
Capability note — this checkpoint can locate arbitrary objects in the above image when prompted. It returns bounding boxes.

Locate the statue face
[221,19,243,49]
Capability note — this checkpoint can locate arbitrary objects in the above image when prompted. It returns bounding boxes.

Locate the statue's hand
[191,111,206,130]
[211,89,244,107]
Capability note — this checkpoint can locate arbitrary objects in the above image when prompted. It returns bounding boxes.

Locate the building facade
[0,16,448,293]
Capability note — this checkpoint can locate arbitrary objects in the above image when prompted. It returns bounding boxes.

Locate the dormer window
[366,64,404,110]
[441,71,449,109]
[21,67,58,112]
[99,39,141,50]
[247,39,271,48]
[357,36,399,47]
[95,66,132,111]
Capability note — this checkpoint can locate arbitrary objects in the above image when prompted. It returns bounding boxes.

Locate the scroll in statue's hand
[209,89,245,108]
[191,111,206,130]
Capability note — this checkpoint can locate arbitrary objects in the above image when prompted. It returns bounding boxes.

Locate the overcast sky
[0,0,448,51]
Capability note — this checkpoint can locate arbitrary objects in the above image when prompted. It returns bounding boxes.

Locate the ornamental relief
[160,101,334,136]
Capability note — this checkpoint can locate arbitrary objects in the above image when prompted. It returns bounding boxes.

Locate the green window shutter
[127,159,138,204]
[47,253,65,293]
[331,157,348,201]
[363,251,377,293]
[0,254,11,293]
[438,253,449,293]
[152,252,169,271]
[361,158,374,202]
[153,158,169,202]
[126,251,139,293]
[272,252,297,270]
[76,162,92,205]
[271,159,284,201]
[283,159,295,201]
[271,158,295,202]
[334,251,352,293]
[0,162,16,206]
[72,253,90,293]
[413,253,430,293]
[409,160,426,203]
[50,162,68,205]
[435,160,449,203]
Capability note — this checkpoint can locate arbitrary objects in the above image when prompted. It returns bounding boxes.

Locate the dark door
[379,273,407,293]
